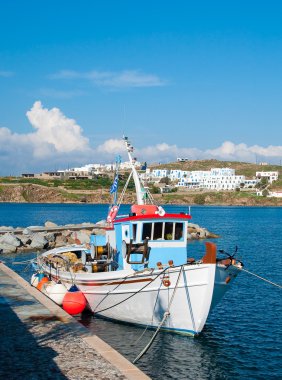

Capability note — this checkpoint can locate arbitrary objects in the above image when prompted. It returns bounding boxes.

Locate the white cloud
[206,141,282,162]
[25,101,90,158]
[97,139,124,154]
[0,101,93,174]
[0,103,282,176]
[50,69,166,88]
[95,139,282,165]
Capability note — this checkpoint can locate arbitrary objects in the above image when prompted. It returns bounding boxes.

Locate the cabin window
[132,224,137,241]
[142,223,152,240]
[142,221,184,241]
[175,223,184,240]
[153,222,163,240]
[164,222,174,240]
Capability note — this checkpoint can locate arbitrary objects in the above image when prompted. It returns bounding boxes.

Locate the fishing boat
[34,136,243,336]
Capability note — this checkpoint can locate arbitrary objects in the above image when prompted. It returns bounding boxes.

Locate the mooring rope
[94,265,173,314]
[240,267,282,289]
[133,265,184,364]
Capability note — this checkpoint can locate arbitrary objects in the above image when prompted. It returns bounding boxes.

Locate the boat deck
[0,262,150,380]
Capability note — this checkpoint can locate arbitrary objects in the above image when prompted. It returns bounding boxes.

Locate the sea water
[1,203,281,379]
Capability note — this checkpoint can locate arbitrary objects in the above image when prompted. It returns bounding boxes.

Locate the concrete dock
[0,262,150,380]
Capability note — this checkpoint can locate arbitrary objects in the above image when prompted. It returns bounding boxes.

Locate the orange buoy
[37,276,49,291]
[162,275,171,287]
[62,285,87,315]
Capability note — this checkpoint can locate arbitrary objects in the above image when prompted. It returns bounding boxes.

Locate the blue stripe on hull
[95,314,197,336]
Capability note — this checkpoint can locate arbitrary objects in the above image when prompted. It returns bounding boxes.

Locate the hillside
[0,183,281,206]
[152,159,282,179]
[0,159,281,205]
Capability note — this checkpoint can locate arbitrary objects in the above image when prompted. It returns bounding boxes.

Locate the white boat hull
[41,253,239,335]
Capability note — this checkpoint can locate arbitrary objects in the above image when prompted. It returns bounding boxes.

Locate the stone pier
[0,262,150,380]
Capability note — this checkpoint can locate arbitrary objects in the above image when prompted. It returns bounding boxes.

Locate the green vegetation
[1,177,53,186]
[194,194,206,204]
[270,178,282,190]
[0,174,137,192]
[159,176,171,185]
[151,186,160,194]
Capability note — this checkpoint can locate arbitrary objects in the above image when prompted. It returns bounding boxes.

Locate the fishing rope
[94,265,176,314]
[117,171,133,207]
[12,258,36,265]
[133,265,184,364]
[240,267,282,289]
[133,278,163,345]
[93,272,137,313]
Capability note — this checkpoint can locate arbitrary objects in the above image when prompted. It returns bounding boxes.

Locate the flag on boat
[110,175,119,194]
[141,162,147,170]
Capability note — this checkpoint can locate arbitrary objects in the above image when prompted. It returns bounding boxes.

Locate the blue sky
[0,1,282,174]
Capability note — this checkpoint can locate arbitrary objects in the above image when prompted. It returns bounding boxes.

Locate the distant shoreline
[0,182,281,206]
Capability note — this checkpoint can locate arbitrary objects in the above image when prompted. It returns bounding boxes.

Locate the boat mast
[123,136,144,205]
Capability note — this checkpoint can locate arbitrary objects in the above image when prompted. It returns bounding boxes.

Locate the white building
[169,170,189,181]
[244,179,259,188]
[152,169,170,178]
[256,171,278,184]
[268,191,282,198]
[178,168,245,190]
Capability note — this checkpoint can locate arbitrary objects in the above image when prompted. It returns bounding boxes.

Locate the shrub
[151,186,160,194]
[194,194,206,205]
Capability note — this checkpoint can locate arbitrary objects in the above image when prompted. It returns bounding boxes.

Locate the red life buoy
[107,205,118,223]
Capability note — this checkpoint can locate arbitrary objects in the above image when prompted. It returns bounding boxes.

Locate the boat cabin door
[122,224,130,244]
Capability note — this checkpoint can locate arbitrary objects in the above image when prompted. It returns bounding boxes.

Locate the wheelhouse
[111,213,191,270]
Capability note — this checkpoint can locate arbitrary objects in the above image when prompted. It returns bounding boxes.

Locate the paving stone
[0,267,128,380]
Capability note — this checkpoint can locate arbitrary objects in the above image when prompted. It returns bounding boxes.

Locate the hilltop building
[255,171,278,184]
[140,167,260,191]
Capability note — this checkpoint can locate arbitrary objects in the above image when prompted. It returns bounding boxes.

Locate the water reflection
[78,312,238,379]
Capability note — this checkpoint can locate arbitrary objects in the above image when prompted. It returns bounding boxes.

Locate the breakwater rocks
[0,221,105,254]
[0,221,219,254]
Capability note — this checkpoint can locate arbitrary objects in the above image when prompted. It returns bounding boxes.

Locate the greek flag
[110,176,119,194]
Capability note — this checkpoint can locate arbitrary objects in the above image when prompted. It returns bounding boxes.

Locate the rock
[96,220,107,226]
[188,223,200,229]
[22,228,33,235]
[19,235,32,245]
[45,233,55,242]
[54,235,67,247]
[70,230,91,244]
[206,231,220,238]
[0,233,21,248]
[92,228,106,236]
[30,233,48,249]
[197,228,207,238]
[0,226,14,232]
[0,243,17,254]
[187,232,192,240]
[48,241,56,249]
[61,230,72,237]
[190,232,202,239]
[44,221,58,228]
